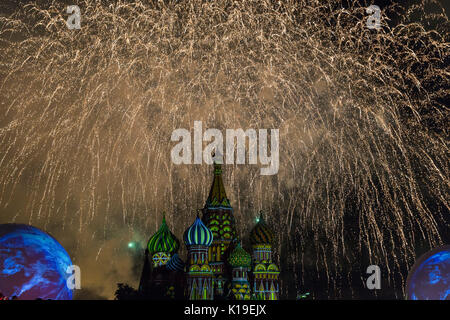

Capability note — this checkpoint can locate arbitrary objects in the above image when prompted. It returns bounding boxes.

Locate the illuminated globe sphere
[406,245,450,300]
[0,224,73,300]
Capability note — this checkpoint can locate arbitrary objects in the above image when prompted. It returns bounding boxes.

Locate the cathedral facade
[138,162,280,300]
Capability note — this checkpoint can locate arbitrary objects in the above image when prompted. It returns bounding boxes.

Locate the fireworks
[0,0,448,298]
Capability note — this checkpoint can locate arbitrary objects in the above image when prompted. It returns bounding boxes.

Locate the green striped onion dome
[250,213,274,245]
[228,243,252,268]
[147,216,180,254]
[184,217,213,247]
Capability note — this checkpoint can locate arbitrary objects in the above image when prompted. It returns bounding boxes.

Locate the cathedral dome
[228,243,251,268]
[166,253,185,272]
[147,215,180,255]
[184,216,213,247]
[249,212,274,245]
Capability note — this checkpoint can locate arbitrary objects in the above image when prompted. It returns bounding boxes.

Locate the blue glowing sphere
[406,245,450,300]
[0,224,73,300]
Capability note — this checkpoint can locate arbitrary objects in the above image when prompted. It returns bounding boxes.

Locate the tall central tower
[202,161,237,298]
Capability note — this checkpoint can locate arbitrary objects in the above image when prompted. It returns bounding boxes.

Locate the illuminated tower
[139,215,180,298]
[202,160,237,297]
[184,216,214,300]
[250,212,280,300]
[228,243,252,300]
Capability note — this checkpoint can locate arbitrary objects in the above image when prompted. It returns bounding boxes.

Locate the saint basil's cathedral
[138,162,280,300]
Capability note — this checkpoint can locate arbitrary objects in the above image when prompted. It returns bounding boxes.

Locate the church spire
[201,153,237,298]
[205,153,231,208]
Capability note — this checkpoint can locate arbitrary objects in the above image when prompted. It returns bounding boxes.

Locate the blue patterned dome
[184,217,213,247]
[166,253,185,272]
